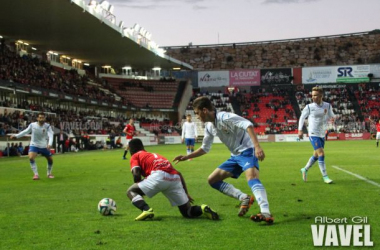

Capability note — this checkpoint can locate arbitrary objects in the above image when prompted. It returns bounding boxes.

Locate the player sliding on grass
[298,87,335,184]
[173,96,273,224]
[126,138,219,221]
[10,112,54,180]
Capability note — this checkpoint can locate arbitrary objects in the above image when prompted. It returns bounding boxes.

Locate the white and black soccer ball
[98,198,117,216]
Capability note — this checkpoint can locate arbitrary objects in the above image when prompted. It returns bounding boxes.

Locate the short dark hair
[38,112,45,117]
[129,138,145,155]
[192,96,214,111]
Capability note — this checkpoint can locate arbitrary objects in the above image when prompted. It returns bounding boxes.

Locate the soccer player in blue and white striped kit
[298,87,335,184]
[174,96,273,224]
[10,112,54,180]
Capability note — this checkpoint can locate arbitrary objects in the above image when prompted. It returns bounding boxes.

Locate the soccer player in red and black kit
[126,138,219,221]
[122,118,136,160]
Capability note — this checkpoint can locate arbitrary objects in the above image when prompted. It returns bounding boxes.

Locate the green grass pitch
[0,140,379,249]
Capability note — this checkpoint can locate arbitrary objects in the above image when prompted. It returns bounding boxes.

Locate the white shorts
[138,170,188,206]
[125,139,132,148]
[376,132,380,140]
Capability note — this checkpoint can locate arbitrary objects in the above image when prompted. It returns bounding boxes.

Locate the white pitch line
[332,165,380,188]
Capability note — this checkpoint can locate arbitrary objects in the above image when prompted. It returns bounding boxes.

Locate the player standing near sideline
[10,112,54,180]
[122,118,135,160]
[126,138,219,221]
[181,114,198,160]
[299,87,335,184]
[369,117,380,147]
[173,96,274,224]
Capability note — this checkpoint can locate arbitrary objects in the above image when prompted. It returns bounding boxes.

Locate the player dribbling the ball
[126,138,219,221]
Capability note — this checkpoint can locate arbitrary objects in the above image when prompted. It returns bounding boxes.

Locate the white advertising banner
[275,134,309,142]
[302,67,336,84]
[198,71,229,87]
[370,64,380,78]
[303,65,371,84]
[336,65,370,83]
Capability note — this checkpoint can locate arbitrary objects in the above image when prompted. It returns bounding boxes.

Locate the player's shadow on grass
[274,214,319,225]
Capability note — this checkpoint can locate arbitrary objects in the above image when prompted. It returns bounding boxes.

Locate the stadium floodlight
[0,35,3,39]
[108,5,114,13]
[53,53,58,56]
[99,0,110,10]
[152,67,161,71]
[139,27,147,36]
[173,67,181,70]
[24,43,29,46]
[18,40,23,44]
[67,57,71,60]
[84,63,90,66]
[88,0,97,7]
[31,47,37,51]
[133,23,141,32]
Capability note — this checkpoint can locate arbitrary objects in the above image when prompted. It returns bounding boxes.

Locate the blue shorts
[185,138,195,146]
[29,146,53,157]
[218,148,259,179]
[309,136,325,150]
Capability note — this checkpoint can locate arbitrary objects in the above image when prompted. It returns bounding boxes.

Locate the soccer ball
[98,198,117,216]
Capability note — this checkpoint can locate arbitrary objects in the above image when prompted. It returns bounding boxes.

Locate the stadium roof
[0,0,192,70]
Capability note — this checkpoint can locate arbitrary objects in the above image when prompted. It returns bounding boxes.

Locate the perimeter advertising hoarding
[339,133,371,140]
[336,65,370,83]
[229,69,260,86]
[369,64,380,78]
[261,68,292,85]
[198,71,229,87]
[303,66,336,84]
[303,65,370,84]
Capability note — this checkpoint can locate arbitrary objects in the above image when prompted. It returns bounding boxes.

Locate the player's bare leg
[28,152,39,180]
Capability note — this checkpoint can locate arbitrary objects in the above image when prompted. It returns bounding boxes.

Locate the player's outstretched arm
[173,148,207,164]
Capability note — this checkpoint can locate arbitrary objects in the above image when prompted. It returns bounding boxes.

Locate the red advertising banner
[327,132,339,140]
[338,133,371,140]
[229,69,260,86]
[257,134,275,142]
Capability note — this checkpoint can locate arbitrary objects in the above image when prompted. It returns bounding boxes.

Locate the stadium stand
[102,77,178,108]
[240,87,298,135]
[0,44,122,104]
